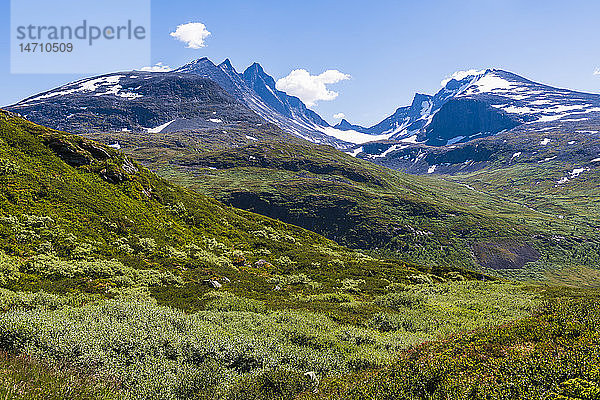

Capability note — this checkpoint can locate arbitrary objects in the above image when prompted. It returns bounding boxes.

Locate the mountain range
[7,58,353,148]
[336,69,600,147]
[8,62,600,157]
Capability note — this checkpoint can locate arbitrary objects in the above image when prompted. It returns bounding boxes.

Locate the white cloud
[275,69,351,107]
[333,113,346,119]
[594,68,600,76]
[170,22,211,49]
[139,62,172,72]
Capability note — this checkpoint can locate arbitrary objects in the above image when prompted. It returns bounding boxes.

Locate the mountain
[6,58,363,148]
[241,62,329,127]
[173,58,352,146]
[4,70,295,145]
[339,69,600,152]
[333,118,369,133]
[362,118,600,174]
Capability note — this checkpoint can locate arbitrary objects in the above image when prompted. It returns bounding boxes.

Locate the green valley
[90,129,600,282]
[0,110,574,399]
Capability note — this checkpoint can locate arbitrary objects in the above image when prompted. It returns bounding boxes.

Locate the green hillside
[1,110,586,399]
[3,109,492,308]
[99,130,600,281]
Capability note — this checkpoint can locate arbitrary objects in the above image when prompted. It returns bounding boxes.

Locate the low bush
[228,370,314,400]
[204,292,266,313]
[308,293,600,400]
[374,291,425,310]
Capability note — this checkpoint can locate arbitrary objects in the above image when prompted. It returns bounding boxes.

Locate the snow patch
[401,134,419,144]
[570,167,589,178]
[427,165,437,174]
[24,75,145,102]
[347,146,364,157]
[446,136,465,146]
[375,145,405,158]
[317,126,395,144]
[440,69,486,87]
[466,74,515,93]
[147,120,175,133]
[558,168,590,184]
[537,115,563,123]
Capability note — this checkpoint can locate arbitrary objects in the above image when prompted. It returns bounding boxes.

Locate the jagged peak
[175,57,216,71]
[242,62,277,90]
[244,62,266,76]
[410,93,433,107]
[187,57,213,65]
[333,118,350,128]
[218,58,236,72]
[334,118,367,132]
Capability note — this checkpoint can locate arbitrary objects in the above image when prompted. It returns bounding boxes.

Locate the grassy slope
[0,109,480,313]
[109,134,599,280]
[442,128,600,281]
[306,288,600,400]
[2,285,598,400]
[0,110,573,399]
[0,281,544,400]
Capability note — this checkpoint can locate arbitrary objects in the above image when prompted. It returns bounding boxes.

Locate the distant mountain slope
[361,119,600,176]
[339,69,600,152]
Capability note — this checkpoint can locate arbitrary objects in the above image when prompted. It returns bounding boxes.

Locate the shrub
[0,158,20,175]
[369,312,434,334]
[556,378,600,400]
[204,292,266,313]
[71,243,94,260]
[275,256,297,270]
[137,237,157,254]
[340,279,365,293]
[189,249,232,270]
[0,252,20,286]
[375,291,426,310]
[202,237,228,253]
[407,274,434,285]
[231,250,246,266]
[269,274,311,286]
[228,369,313,400]
[162,245,188,260]
[302,292,354,303]
[24,254,183,287]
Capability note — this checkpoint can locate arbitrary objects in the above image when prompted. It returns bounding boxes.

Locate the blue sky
[1,0,600,126]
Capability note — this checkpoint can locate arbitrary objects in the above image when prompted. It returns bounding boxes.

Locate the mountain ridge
[338,68,600,150]
[8,61,600,154]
